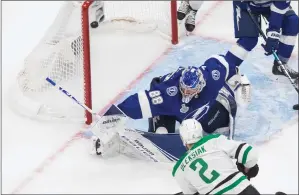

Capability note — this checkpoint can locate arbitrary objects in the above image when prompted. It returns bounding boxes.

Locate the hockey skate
[177,1,191,20]
[272,60,299,79]
[185,10,197,33]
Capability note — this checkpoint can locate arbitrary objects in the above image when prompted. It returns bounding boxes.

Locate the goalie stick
[46,77,99,118]
[246,6,299,110]
[46,77,160,162]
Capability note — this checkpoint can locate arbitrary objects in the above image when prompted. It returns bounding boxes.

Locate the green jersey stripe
[242,146,252,164]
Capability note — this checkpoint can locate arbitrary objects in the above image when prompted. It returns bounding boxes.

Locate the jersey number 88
[149,90,163,105]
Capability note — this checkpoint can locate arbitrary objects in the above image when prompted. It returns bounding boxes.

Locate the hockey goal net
[10,1,181,124]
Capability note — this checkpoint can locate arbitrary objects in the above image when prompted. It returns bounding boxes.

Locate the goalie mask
[179,66,206,103]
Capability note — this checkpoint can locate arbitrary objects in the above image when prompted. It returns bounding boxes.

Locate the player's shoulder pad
[211,133,228,143]
[212,133,235,146]
[195,133,222,147]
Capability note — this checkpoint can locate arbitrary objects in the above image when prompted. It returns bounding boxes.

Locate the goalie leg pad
[227,73,252,107]
[91,130,121,158]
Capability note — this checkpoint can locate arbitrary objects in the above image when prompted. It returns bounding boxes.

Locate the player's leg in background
[185,1,204,32]
[177,0,191,20]
[225,1,259,67]
[272,9,299,78]
[89,1,105,28]
[177,1,203,32]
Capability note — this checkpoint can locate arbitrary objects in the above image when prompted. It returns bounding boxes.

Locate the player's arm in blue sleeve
[199,54,238,97]
[117,93,144,119]
[202,54,238,82]
[269,1,291,30]
[117,89,168,119]
[118,69,183,119]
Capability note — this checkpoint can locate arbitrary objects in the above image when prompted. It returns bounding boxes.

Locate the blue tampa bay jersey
[117,55,237,123]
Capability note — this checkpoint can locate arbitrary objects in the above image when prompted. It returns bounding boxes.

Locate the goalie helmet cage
[11,1,179,125]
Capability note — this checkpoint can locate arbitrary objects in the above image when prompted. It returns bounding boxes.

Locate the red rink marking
[11,2,224,193]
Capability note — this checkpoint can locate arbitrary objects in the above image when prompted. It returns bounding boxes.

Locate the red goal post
[82,1,179,124]
[11,1,180,125]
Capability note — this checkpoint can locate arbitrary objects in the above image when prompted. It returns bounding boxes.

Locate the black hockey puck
[293,104,299,110]
[90,21,98,28]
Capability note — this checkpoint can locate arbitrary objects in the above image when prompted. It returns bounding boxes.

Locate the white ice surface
[2,1,298,194]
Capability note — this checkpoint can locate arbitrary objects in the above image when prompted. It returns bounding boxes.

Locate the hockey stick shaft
[246,6,299,94]
[46,77,98,117]
[46,77,130,121]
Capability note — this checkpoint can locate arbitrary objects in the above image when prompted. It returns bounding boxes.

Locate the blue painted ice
[117,36,298,144]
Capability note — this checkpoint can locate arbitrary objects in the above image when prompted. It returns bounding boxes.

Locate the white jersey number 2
[189,158,220,184]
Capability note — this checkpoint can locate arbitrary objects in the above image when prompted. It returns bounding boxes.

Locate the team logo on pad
[166,86,178,96]
[212,70,220,80]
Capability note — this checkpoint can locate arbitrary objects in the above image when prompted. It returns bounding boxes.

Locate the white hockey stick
[46,77,160,162]
[46,77,126,134]
[46,77,99,119]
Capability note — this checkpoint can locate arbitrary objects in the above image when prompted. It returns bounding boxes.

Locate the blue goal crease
[117,36,298,144]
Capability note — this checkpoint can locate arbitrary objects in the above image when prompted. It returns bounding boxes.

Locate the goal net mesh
[10,1,180,123]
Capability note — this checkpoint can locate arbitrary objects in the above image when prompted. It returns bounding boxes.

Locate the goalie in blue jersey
[117,55,251,138]
[225,0,298,79]
[90,54,251,162]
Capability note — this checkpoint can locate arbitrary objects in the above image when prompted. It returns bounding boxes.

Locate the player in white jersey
[173,119,287,195]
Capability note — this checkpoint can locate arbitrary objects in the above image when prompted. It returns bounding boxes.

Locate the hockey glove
[236,162,259,180]
[261,29,280,56]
